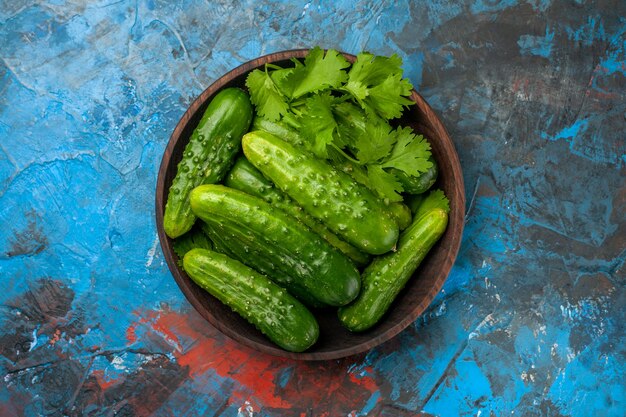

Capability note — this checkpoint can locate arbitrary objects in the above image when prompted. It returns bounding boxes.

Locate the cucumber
[252,117,306,147]
[391,155,438,195]
[405,193,425,215]
[412,189,450,220]
[242,131,399,255]
[333,102,366,142]
[338,208,449,332]
[251,119,413,231]
[199,223,238,259]
[224,156,370,267]
[183,248,319,352]
[163,88,253,238]
[388,201,412,231]
[190,184,361,306]
[200,219,328,308]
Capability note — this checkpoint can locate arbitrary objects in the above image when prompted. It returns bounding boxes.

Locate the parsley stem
[330,143,362,165]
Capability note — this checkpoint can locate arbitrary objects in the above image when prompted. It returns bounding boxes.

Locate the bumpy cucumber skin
[183,248,319,352]
[224,156,371,267]
[391,156,438,195]
[252,117,306,147]
[189,184,361,306]
[242,131,399,255]
[163,88,253,238]
[202,219,328,308]
[251,119,411,232]
[338,208,449,332]
[199,223,239,259]
[388,202,412,231]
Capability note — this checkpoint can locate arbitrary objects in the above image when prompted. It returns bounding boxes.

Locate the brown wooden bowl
[156,49,465,360]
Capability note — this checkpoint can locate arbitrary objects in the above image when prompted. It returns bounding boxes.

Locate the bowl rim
[155,49,465,360]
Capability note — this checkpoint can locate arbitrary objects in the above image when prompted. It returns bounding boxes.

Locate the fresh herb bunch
[245,46,433,203]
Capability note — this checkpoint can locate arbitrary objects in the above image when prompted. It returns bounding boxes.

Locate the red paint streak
[348,366,378,392]
[49,329,61,345]
[91,369,120,390]
[203,347,291,407]
[133,308,381,413]
[586,88,621,100]
[126,323,138,344]
[147,310,291,408]
[145,311,184,352]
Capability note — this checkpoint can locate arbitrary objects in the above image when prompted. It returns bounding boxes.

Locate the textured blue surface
[1,1,625,416]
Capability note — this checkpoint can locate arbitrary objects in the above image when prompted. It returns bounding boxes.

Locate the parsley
[246,47,433,203]
[381,127,433,176]
[286,47,350,98]
[413,189,450,221]
[173,225,213,268]
[353,120,395,164]
[245,67,289,121]
[297,92,338,158]
[343,52,414,119]
[366,165,404,202]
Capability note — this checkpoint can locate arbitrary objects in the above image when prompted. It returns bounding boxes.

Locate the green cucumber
[412,189,451,220]
[183,248,319,352]
[388,201,412,231]
[199,223,238,259]
[392,155,438,195]
[242,131,399,255]
[163,88,253,238]
[338,208,449,332]
[251,119,412,230]
[190,184,361,306]
[328,157,411,229]
[405,194,425,215]
[224,156,370,267]
[252,117,306,147]
[333,101,368,151]
[201,219,328,309]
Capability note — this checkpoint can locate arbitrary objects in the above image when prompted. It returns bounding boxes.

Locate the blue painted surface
[1,1,624,416]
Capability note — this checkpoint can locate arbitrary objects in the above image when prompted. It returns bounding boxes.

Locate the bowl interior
[156,50,465,360]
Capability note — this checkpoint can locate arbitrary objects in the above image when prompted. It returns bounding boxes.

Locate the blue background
[1,1,624,416]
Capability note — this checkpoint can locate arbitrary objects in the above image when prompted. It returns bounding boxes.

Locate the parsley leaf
[173,225,213,268]
[413,189,450,221]
[297,92,338,158]
[364,73,414,119]
[344,53,403,95]
[246,67,290,121]
[269,66,297,96]
[286,46,350,98]
[366,165,404,202]
[353,120,395,164]
[381,127,433,176]
[344,52,414,120]
[246,47,435,205]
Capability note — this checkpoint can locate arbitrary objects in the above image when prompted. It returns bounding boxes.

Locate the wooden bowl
[156,50,465,360]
